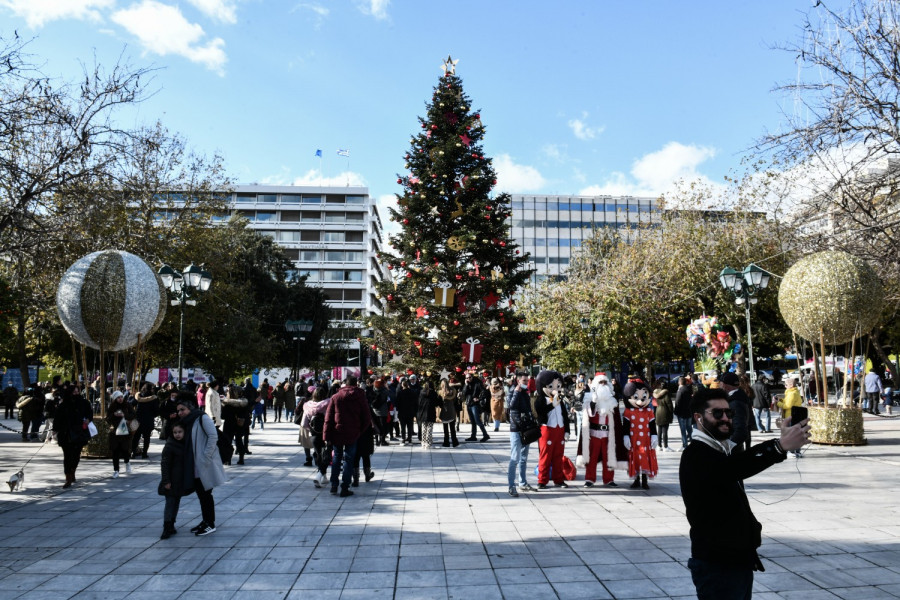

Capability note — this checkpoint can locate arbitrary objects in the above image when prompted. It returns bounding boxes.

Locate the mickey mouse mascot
[622,378,658,490]
[534,369,570,489]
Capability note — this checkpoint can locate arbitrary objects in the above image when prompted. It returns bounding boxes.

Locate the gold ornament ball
[778,250,882,344]
[431,277,438,283]
[390,329,397,335]
[504,344,510,350]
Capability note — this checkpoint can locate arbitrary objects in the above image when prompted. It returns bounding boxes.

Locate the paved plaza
[1,414,900,600]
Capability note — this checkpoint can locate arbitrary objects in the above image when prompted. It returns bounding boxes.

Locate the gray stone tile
[239,573,298,590]
[551,581,614,599]
[602,578,665,599]
[493,567,548,585]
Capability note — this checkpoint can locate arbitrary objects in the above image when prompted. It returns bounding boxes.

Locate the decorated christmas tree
[366,56,537,377]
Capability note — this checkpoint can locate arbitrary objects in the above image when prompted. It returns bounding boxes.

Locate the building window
[258,230,276,238]
[279,231,300,242]
[302,195,322,204]
[345,251,363,262]
[301,251,320,261]
[281,210,300,222]
[235,193,255,203]
[300,231,320,241]
[345,195,366,204]
[326,195,346,204]
[323,231,345,242]
[255,211,276,222]
[282,194,302,204]
[258,194,277,203]
[325,251,344,262]
[301,211,321,222]
[345,212,364,221]
[283,249,300,260]
[345,270,363,282]
[324,213,344,223]
[346,231,363,242]
[344,289,363,301]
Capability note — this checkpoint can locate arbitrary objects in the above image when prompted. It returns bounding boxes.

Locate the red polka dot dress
[624,406,658,478]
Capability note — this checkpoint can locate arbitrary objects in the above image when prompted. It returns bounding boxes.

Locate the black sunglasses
[705,408,734,420]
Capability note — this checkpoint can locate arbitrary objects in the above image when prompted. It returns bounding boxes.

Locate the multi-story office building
[230,184,387,351]
[508,194,660,282]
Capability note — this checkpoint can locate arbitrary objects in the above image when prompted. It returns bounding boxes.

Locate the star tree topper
[441,55,459,76]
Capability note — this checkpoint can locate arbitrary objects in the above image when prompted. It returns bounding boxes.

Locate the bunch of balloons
[685,315,733,359]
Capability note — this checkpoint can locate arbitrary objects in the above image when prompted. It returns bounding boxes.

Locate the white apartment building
[231,184,387,351]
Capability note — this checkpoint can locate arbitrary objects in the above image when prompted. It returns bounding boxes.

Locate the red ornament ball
[431,125,437,130]
[387,294,394,301]
[405,272,412,278]
[400,261,406,267]
[455,274,463,280]
[515,250,520,254]
[387,264,393,270]
[453,320,460,326]
[396,178,402,184]
[367,369,373,375]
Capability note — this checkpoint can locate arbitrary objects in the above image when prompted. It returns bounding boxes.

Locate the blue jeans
[677,416,693,446]
[468,404,488,438]
[508,431,531,487]
[688,557,753,600]
[753,408,771,432]
[330,442,357,490]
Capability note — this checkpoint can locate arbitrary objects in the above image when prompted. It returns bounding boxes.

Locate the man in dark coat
[680,387,809,599]
[3,382,18,419]
[323,376,372,497]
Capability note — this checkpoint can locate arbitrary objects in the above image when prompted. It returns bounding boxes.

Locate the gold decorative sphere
[778,251,882,344]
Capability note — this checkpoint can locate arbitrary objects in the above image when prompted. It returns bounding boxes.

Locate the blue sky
[1,0,828,210]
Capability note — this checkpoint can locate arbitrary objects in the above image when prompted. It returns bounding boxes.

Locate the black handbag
[517,412,541,445]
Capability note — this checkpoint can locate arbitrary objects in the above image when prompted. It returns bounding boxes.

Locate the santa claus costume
[623,378,658,490]
[576,375,628,487]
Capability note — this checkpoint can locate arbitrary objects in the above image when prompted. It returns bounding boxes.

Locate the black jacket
[396,387,418,419]
[417,388,441,424]
[507,388,533,433]
[728,389,752,451]
[534,393,570,432]
[751,381,771,410]
[673,384,693,419]
[158,437,191,497]
[679,438,786,569]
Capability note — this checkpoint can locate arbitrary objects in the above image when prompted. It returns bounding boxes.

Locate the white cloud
[356,0,389,20]
[568,112,604,141]
[111,0,227,75]
[186,0,237,23]
[494,154,547,193]
[579,142,719,198]
[0,0,113,28]
[292,3,328,29]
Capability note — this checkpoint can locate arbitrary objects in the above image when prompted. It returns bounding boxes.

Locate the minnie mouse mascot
[533,369,570,489]
[622,378,658,490]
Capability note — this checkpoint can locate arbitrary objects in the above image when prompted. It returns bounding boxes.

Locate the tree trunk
[16,309,30,388]
[870,327,899,388]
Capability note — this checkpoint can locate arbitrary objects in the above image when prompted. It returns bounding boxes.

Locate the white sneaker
[112,471,119,478]
[125,463,133,474]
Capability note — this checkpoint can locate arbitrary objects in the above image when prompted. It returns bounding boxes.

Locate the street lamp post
[579,317,598,375]
[719,264,771,380]
[158,263,212,389]
[285,320,314,380]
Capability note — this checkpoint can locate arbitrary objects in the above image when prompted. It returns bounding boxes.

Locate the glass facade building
[508,194,660,282]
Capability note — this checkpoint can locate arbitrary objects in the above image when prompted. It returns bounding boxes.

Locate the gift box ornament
[461,337,483,363]
[434,282,456,307]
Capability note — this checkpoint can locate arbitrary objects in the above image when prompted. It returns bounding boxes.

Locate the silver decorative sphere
[57,250,167,351]
[778,251,882,345]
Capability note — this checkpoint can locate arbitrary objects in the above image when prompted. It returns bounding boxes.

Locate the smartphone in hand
[791,406,808,425]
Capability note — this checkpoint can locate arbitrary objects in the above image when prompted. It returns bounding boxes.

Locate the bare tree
[759,0,900,385]
[0,37,153,253]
